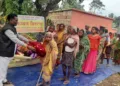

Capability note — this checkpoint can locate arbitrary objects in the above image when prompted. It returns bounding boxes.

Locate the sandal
[37,83,43,86]
[59,77,65,81]
[74,74,80,78]
[63,80,70,85]
[3,81,14,86]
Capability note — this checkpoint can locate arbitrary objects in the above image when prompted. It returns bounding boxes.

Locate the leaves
[113,16,120,29]
[21,0,35,15]
[108,13,114,19]
[5,0,19,15]
[60,0,85,10]
[34,0,61,17]
[89,0,105,14]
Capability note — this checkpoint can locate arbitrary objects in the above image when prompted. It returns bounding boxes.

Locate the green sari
[113,39,120,64]
[111,37,118,58]
[74,36,90,73]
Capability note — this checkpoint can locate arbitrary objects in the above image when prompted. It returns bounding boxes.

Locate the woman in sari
[60,26,79,84]
[113,33,120,65]
[74,29,90,77]
[56,24,66,66]
[101,29,112,66]
[39,32,58,86]
[82,27,101,74]
[97,28,106,66]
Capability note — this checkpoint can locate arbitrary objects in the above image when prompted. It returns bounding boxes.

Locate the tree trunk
[34,0,61,28]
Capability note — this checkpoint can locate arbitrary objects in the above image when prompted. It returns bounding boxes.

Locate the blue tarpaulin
[8,60,119,86]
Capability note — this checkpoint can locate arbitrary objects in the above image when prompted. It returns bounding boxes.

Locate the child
[60,26,79,84]
[39,32,58,86]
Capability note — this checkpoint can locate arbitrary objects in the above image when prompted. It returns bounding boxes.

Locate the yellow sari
[56,30,66,59]
[42,40,58,82]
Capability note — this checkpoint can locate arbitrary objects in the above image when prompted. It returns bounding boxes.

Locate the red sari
[82,34,101,74]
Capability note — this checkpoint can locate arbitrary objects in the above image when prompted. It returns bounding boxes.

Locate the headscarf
[72,26,78,33]
[45,32,53,38]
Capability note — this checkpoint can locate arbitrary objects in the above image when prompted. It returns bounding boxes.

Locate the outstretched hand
[27,45,36,51]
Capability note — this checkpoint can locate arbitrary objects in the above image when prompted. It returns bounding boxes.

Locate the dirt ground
[96,73,120,86]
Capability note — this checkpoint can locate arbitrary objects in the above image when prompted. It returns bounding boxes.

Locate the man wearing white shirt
[0,14,34,86]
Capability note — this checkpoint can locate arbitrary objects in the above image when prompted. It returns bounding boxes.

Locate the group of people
[39,24,120,86]
[0,13,120,86]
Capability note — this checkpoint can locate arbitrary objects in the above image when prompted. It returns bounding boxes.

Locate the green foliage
[89,0,105,14]
[113,16,120,29]
[0,0,61,17]
[108,13,114,19]
[35,0,61,17]
[46,19,54,26]
[60,0,85,10]
[5,0,19,15]
[21,0,35,15]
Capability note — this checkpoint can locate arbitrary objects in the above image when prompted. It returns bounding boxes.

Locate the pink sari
[82,34,101,74]
[82,50,98,74]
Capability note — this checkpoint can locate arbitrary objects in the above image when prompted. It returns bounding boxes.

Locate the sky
[82,0,120,16]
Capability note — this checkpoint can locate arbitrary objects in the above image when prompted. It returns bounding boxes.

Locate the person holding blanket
[74,29,90,77]
[60,26,79,85]
[0,14,34,86]
[39,32,58,86]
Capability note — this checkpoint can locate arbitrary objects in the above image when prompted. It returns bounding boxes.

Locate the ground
[96,73,120,86]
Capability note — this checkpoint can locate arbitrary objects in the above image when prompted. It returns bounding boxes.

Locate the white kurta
[0,30,28,86]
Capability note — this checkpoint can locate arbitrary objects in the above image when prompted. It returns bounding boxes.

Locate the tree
[5,0,19,15]
[108,13,114,19]
[60,0,85,10]
[114,16,120,29]
[21,0,35,15]
[34,0,61,18]
[0,0,4,15]
[89,0,105,14]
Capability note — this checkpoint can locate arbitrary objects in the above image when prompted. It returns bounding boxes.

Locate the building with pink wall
[48,9,116,33]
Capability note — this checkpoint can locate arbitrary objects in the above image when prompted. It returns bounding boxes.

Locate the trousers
[0,56,13,86]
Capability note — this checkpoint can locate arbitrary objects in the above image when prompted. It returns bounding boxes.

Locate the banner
[16,15,45,33]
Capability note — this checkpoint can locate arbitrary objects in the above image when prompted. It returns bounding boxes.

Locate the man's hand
[27,45,36,51]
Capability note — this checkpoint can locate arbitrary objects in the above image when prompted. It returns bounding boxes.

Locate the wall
[71,9,113,31]
[47,10,72,27]
[48,9,114,32]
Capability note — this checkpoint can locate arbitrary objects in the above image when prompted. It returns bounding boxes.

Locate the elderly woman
[74,29,90,77]
[39,32,58,86]
[60,26,79,85]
